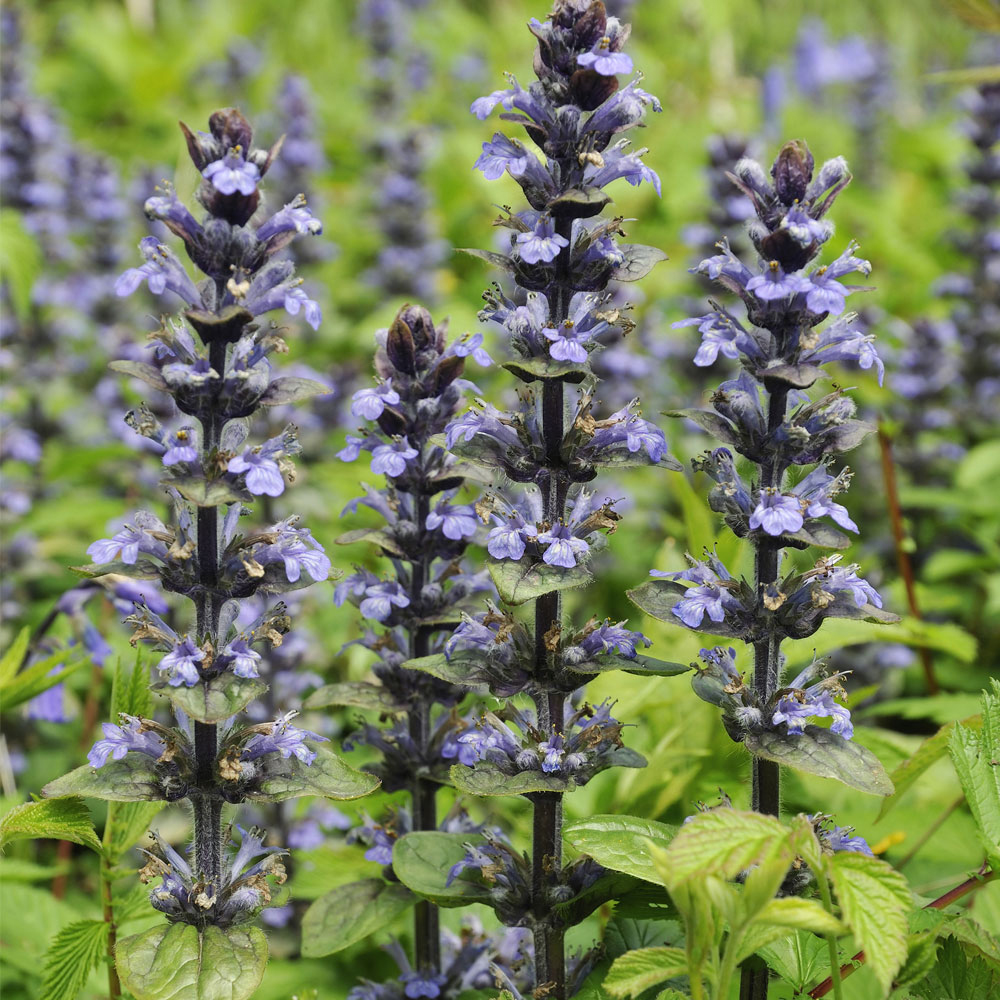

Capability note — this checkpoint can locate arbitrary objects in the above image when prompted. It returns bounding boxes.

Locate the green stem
[715,927,745,1000]
[100,852,121,1000]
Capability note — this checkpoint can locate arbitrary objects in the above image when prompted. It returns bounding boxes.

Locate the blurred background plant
[1,1,998,999]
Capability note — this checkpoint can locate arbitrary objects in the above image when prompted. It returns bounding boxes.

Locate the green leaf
[910,936,1000,999]
[564,815,678,886]
[661,809,791,886]
[828,850,912,993]
[152,676,268,725]
[0,796,102,853]
[753,896,845,935]
[757,930,829,992]
[0,627,30,685]
[0,646,90,712]
[948,683,1000,866]
[304,681,405,712]
[566,655,691,678]
[0,857,70,882]
[878,715,983,820]
[488,554,593,606]
[335,527,404,556]
[168,476,248,507]
[391,832,493,907]
[105,801,164,863]
[300,879,415,957]
[603,947,688,998]
[0,211,43,317]
[449,748,646,797]
[111,650,152,718]
[258,376,331,406]
[116,923,267,1000]
[744,725,894,795]
[43,756,169,802]
[502,356,591,384]
[248,745,380,802]
[41,919,109,1000]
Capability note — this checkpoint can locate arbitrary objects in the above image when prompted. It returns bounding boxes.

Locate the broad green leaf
[829,850,912,992]
[0,857,70,881]
[563,814,678,885]
[502,356,591,384]
[603,947,688,998]
[116,923,267,1000]
[41,919,109,1000]
[911,936,1000,1000]
[258,376,331,406]
[878,715,982,820]
[0,646,90,712]
[757,930,829,992]
[556,872,642,928]
[301,879,414,957]
[153,676,268,724]
[304,681,405,712]
[566,655,691,678]
[391,832,493,907]
[449,748,645,797]
[661,809,791,886]
[0,627,30,685]
[0,796,102,853]
[949,915,1000,968]
[168,476,248,507]
[744,725,894,795]
[104,801,164,863]
[488,554,593,606]
[734,922,796,965]
[948,683,1000,866]
[335,527,404,556]
[248,746,379,802]
[43,756,169,802]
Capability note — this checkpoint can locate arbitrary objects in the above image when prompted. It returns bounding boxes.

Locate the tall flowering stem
[630,141,897,999]
[305,304,493,990]
[429,4,677,997]
[40,109,376,993]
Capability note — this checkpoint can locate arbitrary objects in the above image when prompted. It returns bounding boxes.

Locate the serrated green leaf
[602,947,687,999]
[829,850,912,992]
[0,796,102,853]
[911,936,1000,999]
[0,627,30,686]
[563,814,678,886]
[41,919,109,1000]
[42,756,168,802]
[304,681,405,712]
[392,832,493,907]
[757,929,829,992]
[878,715,983,820]
[248,746,380,802]
[111,651,152,719]
[949,915,1000,969]
[744,725,894,795]
[116,923,267,1000]
[948,683,1000,866]
[660,809,791,887]
[753,896,846,935]
[488,554,593,606]
[152,676,268,724]
[300,879,415,957]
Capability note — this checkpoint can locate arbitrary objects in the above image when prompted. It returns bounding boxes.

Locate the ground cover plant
[0,1,998,999]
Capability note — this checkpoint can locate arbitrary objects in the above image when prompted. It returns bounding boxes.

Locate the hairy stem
[814,866,844,1000]
[100,851,122,1000]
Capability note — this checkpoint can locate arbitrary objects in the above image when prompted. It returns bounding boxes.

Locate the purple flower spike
[537,523,589,568]
[749,490,804,536]
[228,448,285,497]
[203,147,260,196]
[516,216,568,264]
[370,439,418,477]
[242,712,328,766]
[162,427,198,466]
[157,637,205,687]
[746,261,811,301]
[426,502,479,541]
[88,715,166,768]
[351,380,400,421]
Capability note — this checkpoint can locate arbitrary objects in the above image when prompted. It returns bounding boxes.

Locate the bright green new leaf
[41,919,109,1000]
[0,796,102,853]
[0,626,30,685]
[753,896,846,936]
[829,850,912,992]
[116,923,267,1000]
[948,682,1000,866]
[757,930,829,992]
[301,879,414,957]
[111,651,152,718]
[603,947,688,999]
[1,645,90,712]
[563,814,678,885]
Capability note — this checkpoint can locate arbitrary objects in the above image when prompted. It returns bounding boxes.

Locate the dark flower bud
[771,140,814,206]
[397,304,437,351]
[571,69,619,113]
[573,1,609,50]
[376,406,407,437]
[427,355,465,396]
[209,107,254,153]
[386,313,417,375]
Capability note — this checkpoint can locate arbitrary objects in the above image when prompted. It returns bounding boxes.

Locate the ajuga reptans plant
[40,108,378,997]
[629,141,898,998]
[386,4,682,998]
